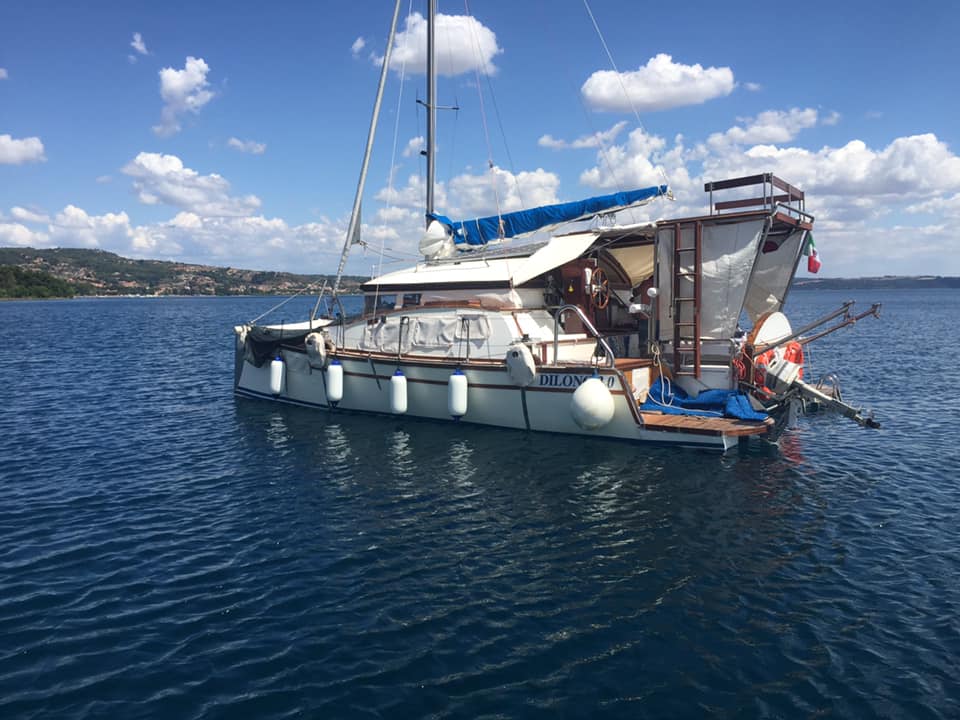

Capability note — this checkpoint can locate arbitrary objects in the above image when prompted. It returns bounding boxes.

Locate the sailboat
[233,0,880,451]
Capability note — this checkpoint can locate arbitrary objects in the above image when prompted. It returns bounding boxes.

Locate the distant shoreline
[792,276,960,290]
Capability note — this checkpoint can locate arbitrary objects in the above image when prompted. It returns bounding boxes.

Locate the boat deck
[639,411,773,437]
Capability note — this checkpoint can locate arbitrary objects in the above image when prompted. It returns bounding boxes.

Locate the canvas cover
[743,229,807,322]
[432,185,667,248]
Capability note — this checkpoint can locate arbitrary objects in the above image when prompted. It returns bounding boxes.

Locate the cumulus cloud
[153,57,215,137]
[448,167,561,217]
[708,108,819,148]
[0,200,350,269]
[0,134,46,164]
[49,206,135,248]
[737,133,960,197]
[0,68,8,80]
[10,206,50,223]
[402,136,424,158]
[386,12,502,76]
[351,37,366,57]
[227,137,267,155]
[539,121,629,150]
[0,221,47,246]
[579,127,672,191]
[122,152,261,217]
[582,54,735,112]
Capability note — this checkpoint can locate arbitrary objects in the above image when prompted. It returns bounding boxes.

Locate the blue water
[1,290,958,718]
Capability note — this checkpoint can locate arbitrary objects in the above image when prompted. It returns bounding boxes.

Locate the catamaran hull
[234,348,757,451]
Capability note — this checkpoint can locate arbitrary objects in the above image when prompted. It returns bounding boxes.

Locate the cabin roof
[361,223,663,292]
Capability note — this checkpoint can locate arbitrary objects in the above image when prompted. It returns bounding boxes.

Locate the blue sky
[2,0,959,277]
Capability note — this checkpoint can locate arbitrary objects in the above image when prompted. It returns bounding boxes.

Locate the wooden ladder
[672,221,702,378]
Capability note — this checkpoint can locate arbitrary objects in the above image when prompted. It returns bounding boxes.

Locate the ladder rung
[676,271,698,277]
[674,297,696,302]
[674,370,697,377]
[675,247,697,253]
[675,321,697,326]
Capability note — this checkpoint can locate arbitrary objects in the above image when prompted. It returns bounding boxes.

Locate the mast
[332,0,403,296]
[425,0,437,221]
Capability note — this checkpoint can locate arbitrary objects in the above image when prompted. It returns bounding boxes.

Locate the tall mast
[425,0,437,222]
[332,0,403,296]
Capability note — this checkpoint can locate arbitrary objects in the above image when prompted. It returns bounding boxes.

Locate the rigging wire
[463,0,524,212]
[462,0,505,234]
[581,0,671,195]
[372,0,415,315]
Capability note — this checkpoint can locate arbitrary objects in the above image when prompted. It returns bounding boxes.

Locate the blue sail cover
[430,184,667,248]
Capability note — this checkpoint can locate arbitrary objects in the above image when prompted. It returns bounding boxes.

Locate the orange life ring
[748,341,804,396]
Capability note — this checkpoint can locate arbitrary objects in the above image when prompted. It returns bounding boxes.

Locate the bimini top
[429,184,668,249]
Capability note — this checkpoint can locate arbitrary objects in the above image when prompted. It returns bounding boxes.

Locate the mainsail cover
[430,184,668,249]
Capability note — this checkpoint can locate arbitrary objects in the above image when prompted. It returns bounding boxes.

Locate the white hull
[235,346,739,451]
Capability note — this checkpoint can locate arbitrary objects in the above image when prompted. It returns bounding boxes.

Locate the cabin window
[364,293,399,315]
[402,293,422,308]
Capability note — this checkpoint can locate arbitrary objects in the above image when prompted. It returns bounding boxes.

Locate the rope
[650,342,673,407]
[249,278,329,324]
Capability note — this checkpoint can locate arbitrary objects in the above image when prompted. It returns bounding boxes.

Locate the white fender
[305,332,328,369]
[326,359,343,404]
[448,369,468,418]
[269,354,284,395]
[390,369,408,414]
[570,375,615,430]
[505,342,537,387]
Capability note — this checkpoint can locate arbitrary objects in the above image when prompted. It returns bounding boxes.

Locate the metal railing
[551,304,615,368]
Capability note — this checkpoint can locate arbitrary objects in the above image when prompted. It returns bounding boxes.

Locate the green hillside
[0,248,363,298]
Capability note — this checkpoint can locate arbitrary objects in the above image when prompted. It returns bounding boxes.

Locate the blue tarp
[640,378,768,422]
[429,185,668,248]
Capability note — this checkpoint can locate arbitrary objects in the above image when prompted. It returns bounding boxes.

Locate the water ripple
[0,294,959,718]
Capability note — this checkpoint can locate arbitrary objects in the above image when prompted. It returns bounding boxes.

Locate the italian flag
[804,233,822,274]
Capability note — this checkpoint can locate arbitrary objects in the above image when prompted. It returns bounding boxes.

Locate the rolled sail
[430,184,668,249]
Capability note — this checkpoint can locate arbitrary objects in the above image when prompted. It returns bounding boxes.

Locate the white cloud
[539,121,629,150]
[579,127,671,191]
[130,32,148,57]
[122,152,261,217]
[0,201,347,268]
[153,57,215,137]
[0,68,8,80]
[708,108,819,148]
[10,206,50,224]
[744,82,761,92]
[734,134,960,197]
[448,167,561,217]
[351,37,366,57]
[402,136,424,158]
[0,222,47,246]
[582,54,735,112]
[822,110,841,126]
[227,137,267,155]
[0,134,46,164]
[387,12,502,76]
[49,206,134,249]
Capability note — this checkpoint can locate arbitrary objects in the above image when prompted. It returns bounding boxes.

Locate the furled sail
[429,184,668,249]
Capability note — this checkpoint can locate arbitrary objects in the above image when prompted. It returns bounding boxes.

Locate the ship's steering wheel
[590,268,610,309]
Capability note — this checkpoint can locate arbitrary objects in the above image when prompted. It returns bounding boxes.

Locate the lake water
[1,290,958,718]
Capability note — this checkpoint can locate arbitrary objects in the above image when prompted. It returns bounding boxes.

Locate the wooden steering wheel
[590,268,610,309]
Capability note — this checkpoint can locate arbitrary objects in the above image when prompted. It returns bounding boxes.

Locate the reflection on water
[1,293,959,719]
